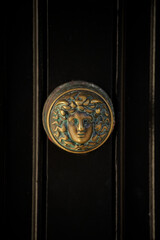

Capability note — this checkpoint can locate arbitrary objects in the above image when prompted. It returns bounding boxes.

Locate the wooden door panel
[124,1,150,239]
[47,2,115,239]
[2,0,160,239]
[2,1,33,239]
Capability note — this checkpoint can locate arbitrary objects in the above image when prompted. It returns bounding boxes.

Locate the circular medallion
[42,81,115,154]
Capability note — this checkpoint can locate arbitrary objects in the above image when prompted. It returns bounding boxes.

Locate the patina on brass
[42,81,115,153]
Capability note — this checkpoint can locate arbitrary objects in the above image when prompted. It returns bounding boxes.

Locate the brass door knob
[42,81,115,154]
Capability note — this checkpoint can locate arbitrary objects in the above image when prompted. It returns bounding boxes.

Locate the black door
[2,0,160,239]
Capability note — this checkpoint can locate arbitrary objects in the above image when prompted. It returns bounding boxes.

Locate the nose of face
[77,120,85,132]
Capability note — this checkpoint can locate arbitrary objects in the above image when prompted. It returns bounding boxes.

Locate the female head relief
[68,111,93,144]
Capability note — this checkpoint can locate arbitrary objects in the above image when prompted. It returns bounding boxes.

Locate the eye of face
[70,118,78,126]
[83,119,91,127]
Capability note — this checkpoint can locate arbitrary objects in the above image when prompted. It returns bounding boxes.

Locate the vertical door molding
[32,0,48,239]
[32,0,39,239]
[115,0,126,239]
[149,0,156,239]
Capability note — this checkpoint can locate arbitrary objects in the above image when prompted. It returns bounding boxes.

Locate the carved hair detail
[55,93,102,115]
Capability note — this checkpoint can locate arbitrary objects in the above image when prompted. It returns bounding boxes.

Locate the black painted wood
[155,1,160,239]
[2,1,33,239]
[32,0,48,239]
[47,2,116,239]
[124,1,150,239]
[2,0,160,239]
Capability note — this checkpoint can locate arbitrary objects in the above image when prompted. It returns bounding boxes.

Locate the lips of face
[68,112,93,144]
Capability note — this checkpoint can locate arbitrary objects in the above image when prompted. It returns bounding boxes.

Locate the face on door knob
[42,81,115,154]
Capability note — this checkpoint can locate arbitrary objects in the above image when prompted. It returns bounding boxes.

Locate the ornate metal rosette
[42,81,115,154]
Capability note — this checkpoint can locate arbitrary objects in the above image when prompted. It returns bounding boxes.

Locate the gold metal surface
[43,82,115,154]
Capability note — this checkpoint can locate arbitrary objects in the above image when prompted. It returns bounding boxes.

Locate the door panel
[124,1,150,239]
[2,0,160,239]
[47,2,115,239]
[2,1,33,239]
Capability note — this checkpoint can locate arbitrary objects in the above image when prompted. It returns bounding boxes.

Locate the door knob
[42,81,115,154]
